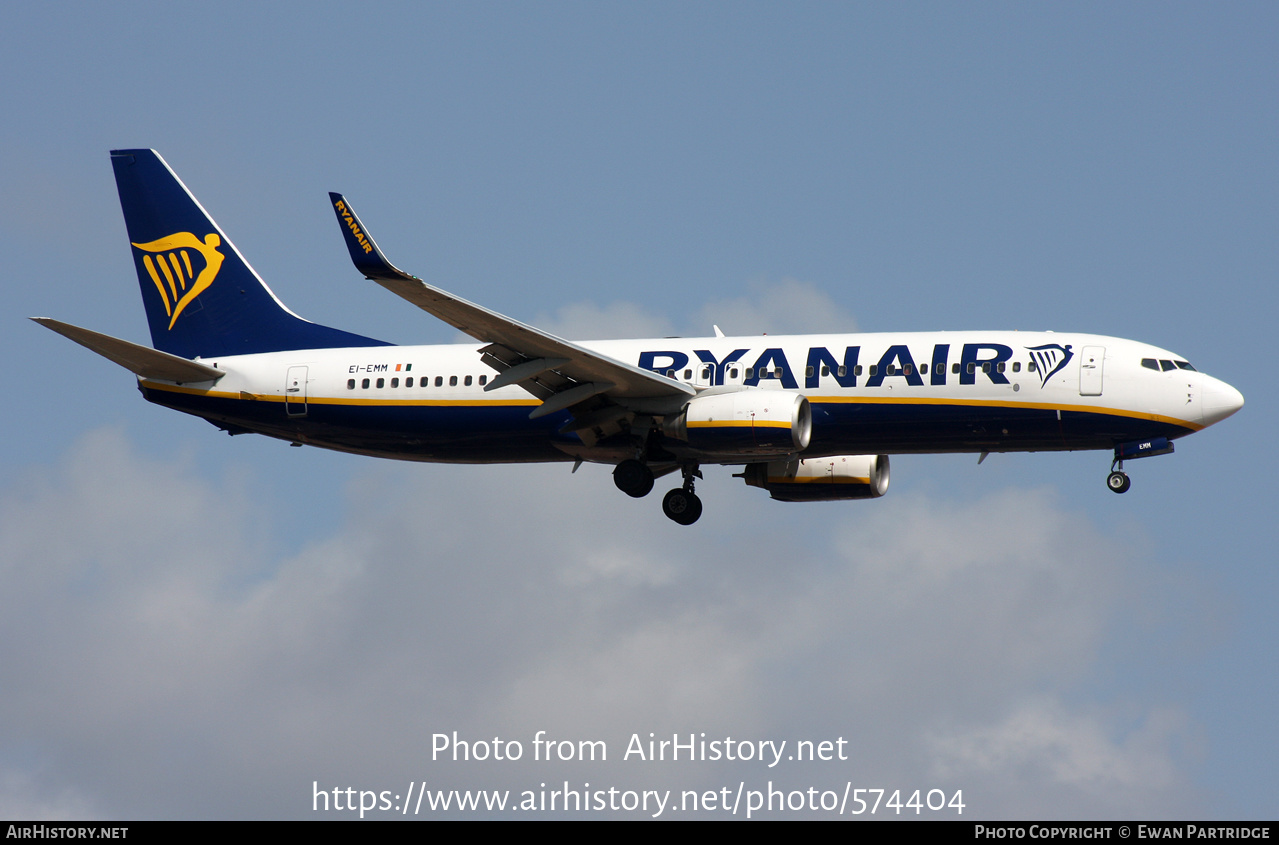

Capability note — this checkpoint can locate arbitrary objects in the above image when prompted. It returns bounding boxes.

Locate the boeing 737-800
[35,150,1244,525]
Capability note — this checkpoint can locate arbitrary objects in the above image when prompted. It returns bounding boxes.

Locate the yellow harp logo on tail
[131,232,225,330]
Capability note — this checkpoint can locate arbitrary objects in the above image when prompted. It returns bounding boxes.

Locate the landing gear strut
[662,464,704,525]
[1107,460,1131,494]
[1105,437,1175,494]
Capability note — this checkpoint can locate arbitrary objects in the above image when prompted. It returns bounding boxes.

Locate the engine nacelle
[741,454,890,502]
[663,390,811,456]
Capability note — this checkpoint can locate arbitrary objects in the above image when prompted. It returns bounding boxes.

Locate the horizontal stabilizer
[32,318,223,383]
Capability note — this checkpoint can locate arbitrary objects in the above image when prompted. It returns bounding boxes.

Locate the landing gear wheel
[662,488,703,525]
[613,459,654,498]
[1107,471,1131,494]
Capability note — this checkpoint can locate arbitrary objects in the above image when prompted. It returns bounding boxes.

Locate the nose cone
[1202,376,1244,426]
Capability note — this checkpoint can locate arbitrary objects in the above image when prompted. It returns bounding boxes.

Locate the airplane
[34,149,1244,525]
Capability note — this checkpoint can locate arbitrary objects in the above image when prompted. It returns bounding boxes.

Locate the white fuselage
[137,330,1242,466]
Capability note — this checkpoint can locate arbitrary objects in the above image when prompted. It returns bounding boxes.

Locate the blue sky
[1,2,1274,819]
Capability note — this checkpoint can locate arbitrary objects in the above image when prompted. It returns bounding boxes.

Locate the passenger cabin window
[1012,362,1021,373]
[683,369,692,380]
[361,378,370,389]
[479,375,488,385]
[376,378,385,388]
[449,375,458,386]
[868,365,878,376]
[435,376,443,387]
[952,363,961,374]
[406,377,414,387]
[838,365,847,377]
[347,379,356,390]
[464,375,473,386]
[391,378,399,388]
[1028,361,1037,372]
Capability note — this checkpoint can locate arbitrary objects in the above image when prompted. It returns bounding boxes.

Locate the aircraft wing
[329,193,693,417]
[32,318,224,383]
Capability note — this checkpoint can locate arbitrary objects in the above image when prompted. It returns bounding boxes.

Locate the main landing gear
[614,459,704,524]
[613,458,654,498]
[1107,459,1132,494]
[662,465,704,526]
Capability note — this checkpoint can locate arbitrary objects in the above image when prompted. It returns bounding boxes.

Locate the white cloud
[697,278,859,337]
[0,768,100,821]
[929,702,1194,818]
[0,429,1209,818]
[529,278,857,342]
[533,300,676,340]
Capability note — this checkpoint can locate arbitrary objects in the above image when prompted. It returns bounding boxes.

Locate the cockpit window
[1142,357,1196,372]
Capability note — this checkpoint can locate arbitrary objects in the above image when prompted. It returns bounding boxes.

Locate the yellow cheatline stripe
[805,394,1203,431]
[769,476,870,484]
[140,381,1202,430]
[687,419,792,429]
[141,381,541,407]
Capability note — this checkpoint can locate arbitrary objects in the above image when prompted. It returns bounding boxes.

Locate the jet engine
[662,390,811,456]
[741,454,890,502]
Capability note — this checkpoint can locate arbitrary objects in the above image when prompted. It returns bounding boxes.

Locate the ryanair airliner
[35,150,1244,525]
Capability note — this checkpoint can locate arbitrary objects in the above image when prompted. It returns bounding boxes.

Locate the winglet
[329,192,419,283]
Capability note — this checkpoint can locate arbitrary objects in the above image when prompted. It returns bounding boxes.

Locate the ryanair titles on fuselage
[636,341,1074,390]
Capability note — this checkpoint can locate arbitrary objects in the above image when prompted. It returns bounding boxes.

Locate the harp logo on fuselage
[131,232,225,330]
[1025,344,1074,388]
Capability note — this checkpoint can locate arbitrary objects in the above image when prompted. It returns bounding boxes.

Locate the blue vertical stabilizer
[111,149,391,358]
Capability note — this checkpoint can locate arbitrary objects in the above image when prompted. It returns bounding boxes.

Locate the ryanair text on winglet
[334,199,374,254]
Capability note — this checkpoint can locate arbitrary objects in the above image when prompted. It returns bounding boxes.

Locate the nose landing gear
[1105,437,1176,494]
[1106,464,1131,494]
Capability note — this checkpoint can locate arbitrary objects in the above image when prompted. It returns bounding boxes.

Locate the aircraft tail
[111,149,391,358]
